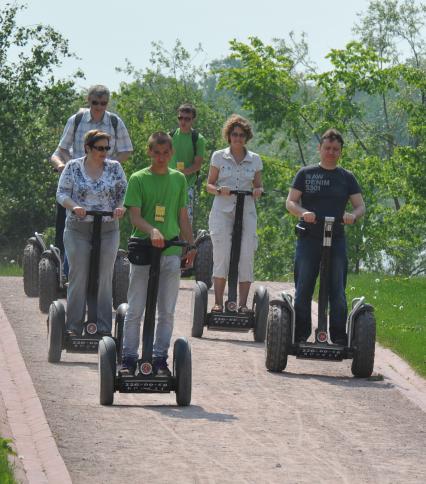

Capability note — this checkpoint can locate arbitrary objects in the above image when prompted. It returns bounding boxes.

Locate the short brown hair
[320,128,344,147]
[148,131,173,150]
[84,129,111,153]
[178,103,196,119]
[222,114,253,143]
[87,85,110,100]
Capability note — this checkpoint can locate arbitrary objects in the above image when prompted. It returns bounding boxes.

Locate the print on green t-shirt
[170,129,206,187]
[124,167,188,256]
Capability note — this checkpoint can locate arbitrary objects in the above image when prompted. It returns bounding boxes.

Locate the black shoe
[119,357,137,376]
[153,357,171,377]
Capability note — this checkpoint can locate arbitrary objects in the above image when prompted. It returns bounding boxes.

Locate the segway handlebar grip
[229,190,266,196]
[128,237,189,250]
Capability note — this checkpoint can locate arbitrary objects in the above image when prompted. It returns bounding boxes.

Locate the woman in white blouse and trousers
[56,130,127,336]
[206,115,263,313]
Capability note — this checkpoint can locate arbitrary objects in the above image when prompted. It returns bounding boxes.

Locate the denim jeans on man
[122,255,181,361]
[294,236,348,342]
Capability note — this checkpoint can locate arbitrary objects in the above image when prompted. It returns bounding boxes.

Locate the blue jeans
[63,220,119,334]
[122,255,181,361]
[294,236,348,342]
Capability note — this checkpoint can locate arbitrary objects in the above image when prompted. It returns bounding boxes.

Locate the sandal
[211,304,223,313]
[238,305,250,314]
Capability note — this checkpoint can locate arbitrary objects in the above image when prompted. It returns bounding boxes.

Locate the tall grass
[0,438,16,484]
[346,273,426,377]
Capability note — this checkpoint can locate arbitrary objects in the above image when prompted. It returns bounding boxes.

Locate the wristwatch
[216,186,222,194]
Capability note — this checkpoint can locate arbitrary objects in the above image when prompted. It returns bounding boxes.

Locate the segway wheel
[351,310,376,378]
[265,304,291,372]
[191,281,207,338]
[174,337,192,406]
[99,336,117,405]
[47,301,65,363]
[23,239,41,297]
[39,254,58,314]
[112,249,130,310]
[253,286,269,342]
[194,235,213,289]
[114,303,128,364]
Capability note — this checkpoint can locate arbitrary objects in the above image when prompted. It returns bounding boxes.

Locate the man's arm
[183,155,203,176]
[128,206,164,247]
[113,151,132,164]
[51,147,71,172]
[286,188,316,222]
[344,193,366,224]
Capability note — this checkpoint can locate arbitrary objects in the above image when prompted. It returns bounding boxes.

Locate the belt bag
[127,237,152,265]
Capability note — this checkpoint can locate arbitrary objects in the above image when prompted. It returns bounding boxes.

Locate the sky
[13,0,374,92]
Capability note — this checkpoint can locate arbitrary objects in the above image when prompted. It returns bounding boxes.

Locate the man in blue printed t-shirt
[286,128,366,345]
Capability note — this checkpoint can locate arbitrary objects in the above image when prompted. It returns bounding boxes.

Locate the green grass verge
[0,438,17,484]
[346,273,426,378]
[0,263,22,277]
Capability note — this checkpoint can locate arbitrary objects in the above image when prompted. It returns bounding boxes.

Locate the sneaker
[153,357,171,377]
[119,357,137,376]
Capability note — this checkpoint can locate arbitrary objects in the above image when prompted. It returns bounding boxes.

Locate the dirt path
[0,277,425,484]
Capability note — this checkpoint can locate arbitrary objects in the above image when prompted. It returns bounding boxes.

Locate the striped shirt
[57,109,133,159]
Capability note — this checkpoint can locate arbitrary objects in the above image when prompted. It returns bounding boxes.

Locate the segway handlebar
[229,190,266,196]
[85,210,114,217]
[299,216,344,224]
[128,237,189,250]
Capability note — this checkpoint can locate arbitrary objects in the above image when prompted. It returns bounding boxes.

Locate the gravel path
[0,277,425,484]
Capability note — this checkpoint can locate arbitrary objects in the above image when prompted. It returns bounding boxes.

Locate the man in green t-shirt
[169,103,206,224]
[121,132,197,376]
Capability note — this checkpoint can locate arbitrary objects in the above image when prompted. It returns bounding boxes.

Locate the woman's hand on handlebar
[343,212,356,225]
[113,207,126,219]
[302,211,316,223]
[218,186,231,196]
[72,206,86,218]
[150,228,165,248]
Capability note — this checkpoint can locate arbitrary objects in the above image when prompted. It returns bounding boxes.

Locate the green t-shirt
[170,129,206,187]
[124,167,188,256]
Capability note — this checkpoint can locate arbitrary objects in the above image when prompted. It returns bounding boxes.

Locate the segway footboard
[295,342,348,361]
[66,334,102,353]
[117,374,174,393]
[207,311,254,332]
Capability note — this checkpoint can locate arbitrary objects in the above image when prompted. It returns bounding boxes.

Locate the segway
[47,211,124,363]
[99,238,192,406]
[265,216,376,377]
[23,232,46,297]
[191,190,269,342]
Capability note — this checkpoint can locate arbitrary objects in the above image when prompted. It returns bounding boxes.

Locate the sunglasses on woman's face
[92,145,111,152]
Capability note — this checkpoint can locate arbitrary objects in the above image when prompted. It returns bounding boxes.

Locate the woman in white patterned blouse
[56,130,127,336]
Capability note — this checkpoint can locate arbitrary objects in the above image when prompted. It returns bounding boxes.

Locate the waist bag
[127,237,153,265]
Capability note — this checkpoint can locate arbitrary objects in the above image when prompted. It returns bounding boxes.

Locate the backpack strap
[73,111,84,139]
[73,111,119,148]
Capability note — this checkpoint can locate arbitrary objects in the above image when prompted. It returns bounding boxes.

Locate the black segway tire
[265,304,291,372]
[114,303,128,364]
[191,281,207,338]
[253,286,269,342]
[351,310,376,378]
[174,337,192,406]
[112,249,130,310]
[39,255,58,314]
[99,336,117,405]
[23,239,41,297]
[194,236,213,289]
[47,301,65,363]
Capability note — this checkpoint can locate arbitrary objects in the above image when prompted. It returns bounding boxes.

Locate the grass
[0,263,22,277]
[0,438,16,484]
[346,273,426,378]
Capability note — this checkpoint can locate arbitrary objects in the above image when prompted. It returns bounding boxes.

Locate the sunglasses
[230,132,246,138]
[91,100,108,106]
[178,115,193,122]
[92,145,111,152]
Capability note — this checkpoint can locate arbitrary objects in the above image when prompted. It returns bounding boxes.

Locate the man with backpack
[50,84,133,258]
[169,103,206,225]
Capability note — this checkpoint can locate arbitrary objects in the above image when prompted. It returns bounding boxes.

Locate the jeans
[63,219,119,334]
[294,236,348,341]
[122,255,181,361]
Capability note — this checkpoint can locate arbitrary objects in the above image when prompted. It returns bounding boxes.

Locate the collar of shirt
[85,108,110,125]
[223,146,254,164]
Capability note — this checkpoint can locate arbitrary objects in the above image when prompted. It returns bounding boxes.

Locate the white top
[210,147,263,213]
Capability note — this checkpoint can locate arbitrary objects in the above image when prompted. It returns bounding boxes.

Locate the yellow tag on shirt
[155,205,166,222]
[176,161,185,171]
